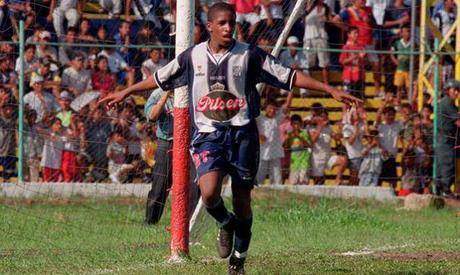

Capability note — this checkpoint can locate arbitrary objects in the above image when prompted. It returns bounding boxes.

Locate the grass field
[0,189,459,274]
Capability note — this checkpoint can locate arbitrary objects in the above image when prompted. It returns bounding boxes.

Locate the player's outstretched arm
[99,75,159,106]
[293,71,362,106]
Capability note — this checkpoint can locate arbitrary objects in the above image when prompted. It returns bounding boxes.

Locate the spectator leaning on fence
[359,129,388,186]
[375,103,403,190]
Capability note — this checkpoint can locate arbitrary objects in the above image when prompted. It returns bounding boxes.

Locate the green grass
[0,189,459,274]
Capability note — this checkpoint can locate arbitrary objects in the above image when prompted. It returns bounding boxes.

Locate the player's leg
[199,170,235,258]
[228,183,252,274]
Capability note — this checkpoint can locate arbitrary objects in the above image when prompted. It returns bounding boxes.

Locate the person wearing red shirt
[229,0,261,41]
[92,56,117,98]
[339,27,366,100]
[333,0,382,97]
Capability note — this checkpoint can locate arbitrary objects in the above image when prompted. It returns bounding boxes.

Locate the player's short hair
[400,103,411,110]
[208,2,236,22]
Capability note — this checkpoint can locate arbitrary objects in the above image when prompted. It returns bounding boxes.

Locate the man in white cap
[36,31,58,63]
[279,36,309,96]
[24,74,59,123]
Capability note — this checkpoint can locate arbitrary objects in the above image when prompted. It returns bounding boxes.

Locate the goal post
[170,0,194,260]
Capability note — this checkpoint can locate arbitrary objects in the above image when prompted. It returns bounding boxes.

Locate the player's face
[207,10,236,47]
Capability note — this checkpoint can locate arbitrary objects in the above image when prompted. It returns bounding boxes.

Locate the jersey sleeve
[154,49,190,91]
[250,46,296,91]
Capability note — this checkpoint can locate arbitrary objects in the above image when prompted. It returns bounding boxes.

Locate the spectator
[342,106,366,185]
[304,0,331,84]
[229,0,261,42]
[78,18,96,43]
[61,110,81,182]
[31,57,61,98]
[420,103,434,146]
[92,56,117,98]
[333,0,382,97]
[383,0,411,39]
[24,74,59,122]
[432,0,456,85]
[256,93,293,185]
[61,53,92,96]
[136,21,161,63]
[279,36,309,96]
[23,109,42,182]
[49,0,80,39]
[375,104,402,189]
[36,30,58,63]
[0,89,17,181]
[58,26,80,67]
[309,110,348,185]
[284,114,312,185]
[398,149,418,196]
[15,44,38,81]
[125,0,162,25]
[113,20,135,65]
[98,0,122,18]
[1,0,35,41]
[141,48,165,80]
[359,129,389,186]
[96,24,109,44]
[339,27,366,99]
[390,24,412,99]
[435,80,460,199]
[97,40,135,86]
[56,90,73,127]
[259,0,284,40]
[85,106,112,182]
[399,103,414,149]
[106,124,134,184]
[40,117,65,182]
[144,89,174,224]
[25,23,44,45]
[115,101,143,182]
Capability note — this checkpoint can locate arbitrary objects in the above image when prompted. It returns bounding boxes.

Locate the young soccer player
[101,3,360,274]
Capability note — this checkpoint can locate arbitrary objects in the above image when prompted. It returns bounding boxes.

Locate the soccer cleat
[228,256,245,275]
[216,220,234,258]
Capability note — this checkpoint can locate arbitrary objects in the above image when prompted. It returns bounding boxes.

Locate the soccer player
[101,3,361,274]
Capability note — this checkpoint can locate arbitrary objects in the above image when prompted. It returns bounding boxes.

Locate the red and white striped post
[170,0,194,260]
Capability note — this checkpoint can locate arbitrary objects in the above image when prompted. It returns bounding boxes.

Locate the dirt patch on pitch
[373,251,460,262]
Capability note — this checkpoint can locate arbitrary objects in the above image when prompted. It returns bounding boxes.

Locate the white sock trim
[233,251,247,259]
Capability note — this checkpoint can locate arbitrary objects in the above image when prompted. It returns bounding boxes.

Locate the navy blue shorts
[191,122,259,187]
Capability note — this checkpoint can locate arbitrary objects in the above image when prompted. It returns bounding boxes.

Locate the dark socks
[206,197,233,228]
[233,216,252,259]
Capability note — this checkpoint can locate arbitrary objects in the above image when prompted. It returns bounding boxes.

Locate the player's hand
[328,87,362,106]
[99,89,130,107]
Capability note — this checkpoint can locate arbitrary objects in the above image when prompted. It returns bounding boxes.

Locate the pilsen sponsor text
[196,94,247,113]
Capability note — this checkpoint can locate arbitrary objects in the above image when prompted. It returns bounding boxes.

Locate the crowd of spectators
[0,0,458,197]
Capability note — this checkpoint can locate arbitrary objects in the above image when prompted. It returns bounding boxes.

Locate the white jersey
[154,40,295,133]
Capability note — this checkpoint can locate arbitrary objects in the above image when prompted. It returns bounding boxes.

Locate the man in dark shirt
[436,80,460,199]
